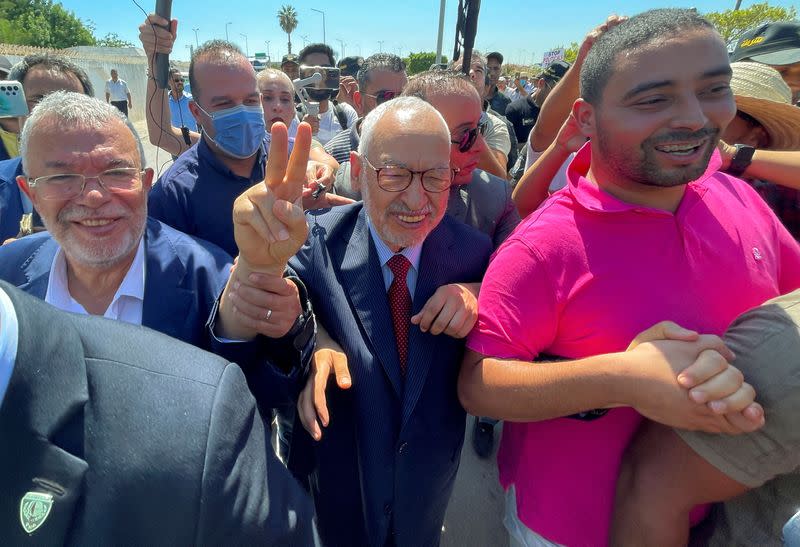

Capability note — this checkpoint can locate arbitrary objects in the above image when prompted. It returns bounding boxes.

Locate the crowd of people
[1,7,800,546]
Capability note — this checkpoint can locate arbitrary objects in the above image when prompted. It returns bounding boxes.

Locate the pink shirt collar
[566,142,723,216]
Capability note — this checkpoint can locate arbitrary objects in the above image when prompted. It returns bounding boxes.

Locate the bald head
[359,96,449,160]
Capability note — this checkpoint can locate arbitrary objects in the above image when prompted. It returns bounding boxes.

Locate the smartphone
[0,81,29,118]
[299,65,340,90]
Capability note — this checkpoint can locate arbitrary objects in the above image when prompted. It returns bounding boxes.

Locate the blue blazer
[288,204,492,547]
[0,156,24,242]
[0,217,310,407]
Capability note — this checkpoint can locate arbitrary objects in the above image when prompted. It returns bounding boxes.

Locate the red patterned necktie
[387,254,412,375]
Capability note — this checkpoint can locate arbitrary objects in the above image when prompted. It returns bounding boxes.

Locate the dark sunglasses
[451,119,488,153]
[362,89,399,105]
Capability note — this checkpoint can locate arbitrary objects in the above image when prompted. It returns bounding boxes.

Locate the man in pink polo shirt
[460,8,800,547]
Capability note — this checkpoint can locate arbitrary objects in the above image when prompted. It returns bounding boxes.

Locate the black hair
[9,53,94,97]
[298,43,336,66]
[580,8,715,105]
[356,53,406,91]
[189,40,246,101]
[487,51,503,65]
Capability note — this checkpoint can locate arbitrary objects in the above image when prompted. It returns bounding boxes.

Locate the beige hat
[731,61,800,150]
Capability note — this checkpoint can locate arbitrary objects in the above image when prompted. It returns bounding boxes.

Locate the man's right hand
[624,324,764,434]
[298,330,351,440]
[232,122,311,276]
[138,13,176,60]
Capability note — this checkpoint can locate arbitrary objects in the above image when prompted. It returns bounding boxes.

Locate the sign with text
[542,48,565,66]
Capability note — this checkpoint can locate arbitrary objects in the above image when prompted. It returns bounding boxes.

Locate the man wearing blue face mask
[146,34,273,257]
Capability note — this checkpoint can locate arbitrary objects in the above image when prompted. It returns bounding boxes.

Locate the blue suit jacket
[0,157,24,242]
[288,204,492,547]
[0,217,309,407]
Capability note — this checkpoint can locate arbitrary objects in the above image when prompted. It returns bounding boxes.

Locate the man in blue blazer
[0,91,314,407]
[230,98,493,546]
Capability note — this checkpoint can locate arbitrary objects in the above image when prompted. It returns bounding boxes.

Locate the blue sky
[60,0,798,64]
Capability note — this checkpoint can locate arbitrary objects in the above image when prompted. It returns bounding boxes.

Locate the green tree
[277,5,298,55]
[405,52,448,75]
[705,2,797,42]
[95,32,134,48]
[0,0,94,48]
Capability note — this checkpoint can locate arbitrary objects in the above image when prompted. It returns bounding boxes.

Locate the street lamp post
[337,39,346,59]
[225,22,232,41]
[310,8,326,45]
[265,41,271,63]
[192,28,200,47]
[240,33,249,57]
[378,40,384,53]
[301,34,309,47]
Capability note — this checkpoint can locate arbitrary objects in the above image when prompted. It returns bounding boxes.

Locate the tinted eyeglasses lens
[375,90,398,104]
[457,127,478,153]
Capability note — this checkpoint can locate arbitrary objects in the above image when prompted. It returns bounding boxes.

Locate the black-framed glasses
[451,119,488,153]
[362,90,399,105]
[361,155,457,193]
[27,168,144,200]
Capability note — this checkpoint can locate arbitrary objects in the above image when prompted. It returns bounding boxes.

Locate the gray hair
[356,53,407,91]
[20,91,145,174]
[358,96,449,159]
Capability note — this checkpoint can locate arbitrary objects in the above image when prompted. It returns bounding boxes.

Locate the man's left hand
[336,76,358,107]
[411,282,479,338]
[225,269,302,338]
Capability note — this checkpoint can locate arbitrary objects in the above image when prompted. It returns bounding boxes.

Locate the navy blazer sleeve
[195,363,319,546]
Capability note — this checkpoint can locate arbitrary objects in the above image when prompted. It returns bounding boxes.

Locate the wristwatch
[726,144,755,177]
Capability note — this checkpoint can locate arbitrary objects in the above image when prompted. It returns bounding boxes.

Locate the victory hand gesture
[233,122,311,276]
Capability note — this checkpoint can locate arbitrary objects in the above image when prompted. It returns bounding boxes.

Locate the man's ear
[353,91,364,117]
[573,98,596,139]
[350,151,362,192]
[16,175,35,203]
[141,167,155,193]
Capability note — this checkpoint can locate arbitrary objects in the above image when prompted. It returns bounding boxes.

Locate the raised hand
[232,122,311,276]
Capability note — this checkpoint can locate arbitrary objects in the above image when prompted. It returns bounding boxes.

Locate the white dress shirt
[0,286,19,404]
[44,240,146,325]
[367,217,423,294]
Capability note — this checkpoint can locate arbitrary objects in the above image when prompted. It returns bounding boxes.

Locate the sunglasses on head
[451,119,488,153]
[362,89,399,105]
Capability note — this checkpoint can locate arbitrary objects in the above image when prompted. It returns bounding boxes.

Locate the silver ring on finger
[264,308,273,321]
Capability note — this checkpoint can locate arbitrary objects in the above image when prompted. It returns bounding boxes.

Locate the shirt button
[398,441,408,454]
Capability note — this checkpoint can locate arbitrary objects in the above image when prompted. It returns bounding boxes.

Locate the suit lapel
[0,282,88,544]
[19,238,59,299]
[402,220,455,426]
[333,210,404,400]
[140,219,194,341]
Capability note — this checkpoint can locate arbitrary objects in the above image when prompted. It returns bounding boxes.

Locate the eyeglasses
[361,155,456,193]
[27,168,144,200]
[451,119,488,153]
[362,90,399,105]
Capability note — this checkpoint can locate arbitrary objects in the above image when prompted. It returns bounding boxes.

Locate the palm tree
[277,5,298,55]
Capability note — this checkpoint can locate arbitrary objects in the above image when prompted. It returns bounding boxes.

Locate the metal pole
[337,39,346,59]
[225,22,231,42]
[311,9,326,44]
[378,40,384,52]
[265,41,271,62]
[192,28,200,47]
[435,0,446,64]
[240,33,249,57]
[734,0,743,9]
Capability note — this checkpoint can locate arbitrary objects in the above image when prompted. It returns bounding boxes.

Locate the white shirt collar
[44,239,146,325]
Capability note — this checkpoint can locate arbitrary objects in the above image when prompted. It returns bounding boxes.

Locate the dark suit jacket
[0,156,24,242]
[0,281,318,546]
[288,204,492,547]
[0,217,311,408]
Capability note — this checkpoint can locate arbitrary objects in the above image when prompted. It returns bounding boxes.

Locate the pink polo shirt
[467,144,800,547]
